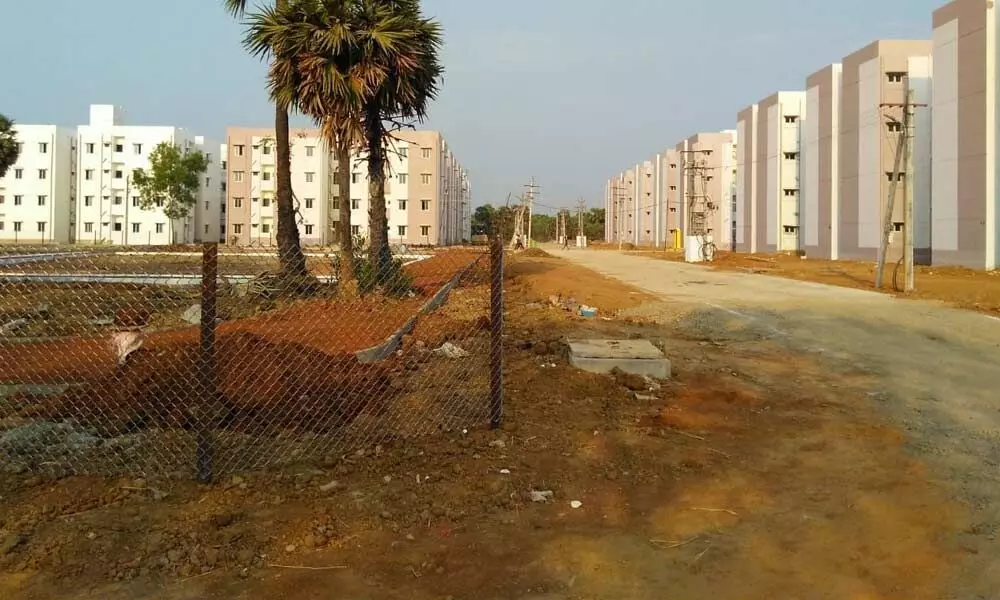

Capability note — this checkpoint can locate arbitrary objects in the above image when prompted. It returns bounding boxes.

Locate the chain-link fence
[0,241,503,480]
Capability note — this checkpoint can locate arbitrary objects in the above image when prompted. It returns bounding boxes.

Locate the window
[233,197,244,208]
[231,223,243,234]
[113,222,122,232]
[114,169,123,179]
[14,168,22,179]
[351,225,360,235]
[114,195,123,205]
[783,115,798,124]
[86,143,95,154]
[398,199,408,210]
[114,143,124,152]
[35,168,46,180]
[262,171,272,181]
[893,222,904,232]
[155,199,164,208]
[783,189,797,197]
[305,172,314,183]
[783,225,798,234]
[420,225,430,236]
[13,222,22,232]
[669,207,677,213]
[886,72,905,83]
[398,173,408,184]
[85,169,94,180]
[262,197,271,207]
[0,222,4,231]
[221,160,227,171]
[305,198,314,209]
[669,185,677,191]
[37,222,46,233]
[421,173,431,184]
[421,148,431,159]
[84,195,93,207]
[351,172,360,184]
[0,195,3,204]
[37,195,46,206]
[351,198,360,209]
[305,146,315,157]
[84,222,93,233]
[234,144,245,156]
[204,224,209,234]
[885,172,905,182]
[305,224,314,235]
[133,196,141,207]
[205,176,211,187]
[421,199,431,211]
[38,142,48,153]
[13,195,22,206]
[156,223,165,233]
[262,144,271,155]
[133,143,142,154]
[132,223,141,233]
[783,152,798,160]
[332,198,341,210]
[397,225,407,236]
[233,171,244,182]
[887,121,903,133]
[399,147,407,158]
[204,201,210,211]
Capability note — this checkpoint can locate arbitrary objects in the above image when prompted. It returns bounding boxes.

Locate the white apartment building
[0,125,77,243]
[76,105,221,246]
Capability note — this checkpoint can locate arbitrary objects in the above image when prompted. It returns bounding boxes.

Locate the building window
[38,142,48,153]
[305,224,314,235]
[13,222,22,232]
[420,225,430,236]
[232,224,242,234]
[351,225,360,235]
[305,172,314,183]
[669,207,676,213]
[132,196,140,207]
[885,172,905,182]
[132,223,141,233]
[398,173,408,184]
[14,168,22,179]
[0,222,4,231]
[234,144,245,156]
[783,225,798,234]
[261,223,270,234]
[114,169,123,179]
[205,176,211,187]
[332,198,341,210]
[351,198,360,209]
[351,172,360,184]
[37,222,46,233]
[262,197,271,207]
[113,222,122,232]
[86,143,95,154]
[262,144,271,155]
[783,115,798,124]
[156,223,165,233]
[84,196,93,207]
[13,195,22,206]
[783,189,797,196]
[133,143,143,154]
[37,195,46,206]
[421,148,431,159]
[305,146,315,157]
[85,169,94,180]
[0,195,4,204]
[783,152,798,160]
[233,171,244,182]
[397,225,407,236]
[204,201,210,211]
[398,199,408,210]
[114,143,124,152]
[233,197,244,208]
[421,173,431,184]
[114,195,123,205]
[262,171,272,181]
[421,199,431,211]
[887,122,903,133]
[84,222,93,233]
[204,224,209,234]
[893,222,904,232]
[399,147,408,158]
[886,72,905,83]
[305,198,314,209]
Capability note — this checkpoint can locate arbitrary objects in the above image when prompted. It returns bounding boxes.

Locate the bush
[354,256,413,297]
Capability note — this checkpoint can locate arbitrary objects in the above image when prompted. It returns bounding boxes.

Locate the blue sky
[2,0,943,212]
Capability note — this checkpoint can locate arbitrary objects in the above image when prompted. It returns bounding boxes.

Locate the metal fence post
[196,242,219,483]
[489,236,504,429]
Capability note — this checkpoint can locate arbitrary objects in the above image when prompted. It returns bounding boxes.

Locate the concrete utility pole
[524,177,538,249]
[576,198,586,238]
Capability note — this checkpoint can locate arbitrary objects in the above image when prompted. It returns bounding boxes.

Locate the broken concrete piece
[568,339,671,379]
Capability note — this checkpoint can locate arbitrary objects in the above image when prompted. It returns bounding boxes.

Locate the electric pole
[524,177,538,249]
[576,198,586,242]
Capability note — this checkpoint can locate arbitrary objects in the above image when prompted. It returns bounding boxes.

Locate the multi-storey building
[739,92,807,253]
[223,128,469,247]
[676,130,738,252]
[838,40,933,263]
[0,125,77,243]
[76,105,221,245]
[218,143,228,242]
[931,0,998,269]
[802,63,844,260]
[663,149,682,247]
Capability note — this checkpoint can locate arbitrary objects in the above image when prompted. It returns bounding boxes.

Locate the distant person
[561,235,569,250]
[514,235,524,250]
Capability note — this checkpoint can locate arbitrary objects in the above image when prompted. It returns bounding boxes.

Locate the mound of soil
[520,248,551,258]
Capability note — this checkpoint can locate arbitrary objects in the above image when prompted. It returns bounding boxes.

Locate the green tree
[224,0,309,283]
[0,114,20,179]
[131,142,210,223]
[471,204,497,236]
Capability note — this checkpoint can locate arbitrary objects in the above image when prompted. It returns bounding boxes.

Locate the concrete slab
[567,339,671,379]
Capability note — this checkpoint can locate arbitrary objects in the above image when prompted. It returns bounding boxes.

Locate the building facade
[676,131,738,252]
[223,128,469,247]
[735,104,758,252]
[838,40,933,262]
[0,125,77,243]
[76,105,221,246]
[803,63,844,260]
[932,0,998,269]
[754,91,807,253]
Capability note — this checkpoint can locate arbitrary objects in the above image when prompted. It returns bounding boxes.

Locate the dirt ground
[2,250,994,598]
[632,247,1000,316]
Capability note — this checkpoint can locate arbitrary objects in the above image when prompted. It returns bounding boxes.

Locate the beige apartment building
[736,92,806,253]
[932,0,998,269]
[662,149,682,247]
[838,39,933,263]
[802,63,843,259]
[676,131,738,251]
[224,127,469,247]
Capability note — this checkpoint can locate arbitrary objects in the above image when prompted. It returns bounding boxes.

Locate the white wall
[0,125,76,243]
[857,57,882,250]
[831,64,842,259]
[765,102,779,248]
[735,117,749,247]
[908,55,934,257]
[803,85,821,249]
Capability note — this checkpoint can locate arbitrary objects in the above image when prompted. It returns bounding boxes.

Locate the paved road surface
[551,248,1000,594]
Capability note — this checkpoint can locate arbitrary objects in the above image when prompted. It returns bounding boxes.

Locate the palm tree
[223,0,309,285]
[0,114,20,179]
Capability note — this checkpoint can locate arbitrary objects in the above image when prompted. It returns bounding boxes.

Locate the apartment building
[223,128,469,247]
[741,92,807,253]
[76,105,222,245]
[604,167,634,244]
[218,143,228,242]
[932,0,998,269]
[663,149,682,247]
[676,130,738,251]
[0,125,77,243]
[802,63,844,259]
[838,40,933,262]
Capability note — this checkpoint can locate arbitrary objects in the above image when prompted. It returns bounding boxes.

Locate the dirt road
[552,248,1000,595]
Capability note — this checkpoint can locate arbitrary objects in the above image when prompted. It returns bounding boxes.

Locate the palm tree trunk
[274,102,308,282]
[365,104,391,277]
[336,141,358,296]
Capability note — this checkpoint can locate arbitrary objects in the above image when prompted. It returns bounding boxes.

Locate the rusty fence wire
[0,241,504,480]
